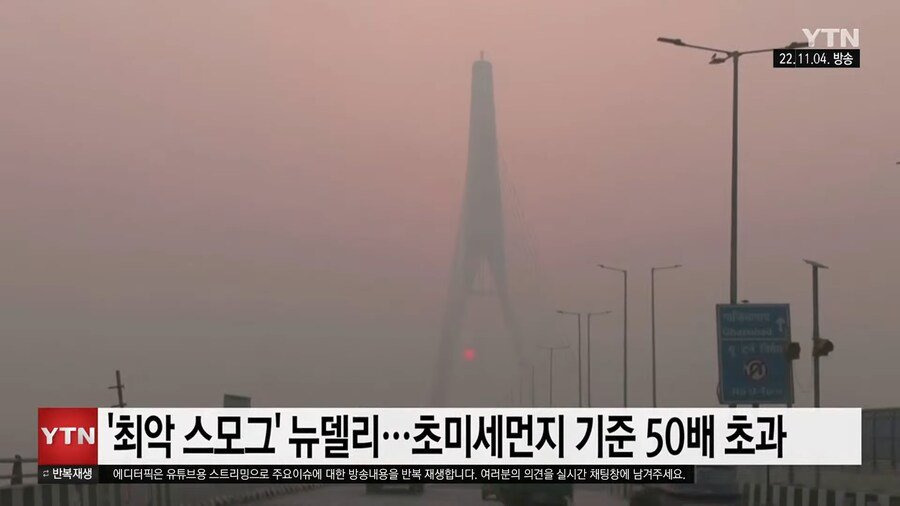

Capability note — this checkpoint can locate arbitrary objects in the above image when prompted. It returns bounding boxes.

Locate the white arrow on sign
[776,317,786,333]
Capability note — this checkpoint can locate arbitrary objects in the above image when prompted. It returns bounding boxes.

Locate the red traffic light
[813,337,834,357]
[463,348,476,362]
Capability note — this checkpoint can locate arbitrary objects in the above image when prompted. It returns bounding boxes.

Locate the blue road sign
[716,303,794,405]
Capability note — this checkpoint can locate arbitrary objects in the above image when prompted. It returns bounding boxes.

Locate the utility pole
[109,370,126,407]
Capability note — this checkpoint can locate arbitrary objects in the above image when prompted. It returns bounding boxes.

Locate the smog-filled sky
[2,0,899,454]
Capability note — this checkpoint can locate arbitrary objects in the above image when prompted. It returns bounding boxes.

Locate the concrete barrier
[741,466,900,496]
[176,484,323,506]
[598,481,900,506]
[603,483,636,500]
[741,482,900,506]
[0,483,135,506]
[0,483,323,506]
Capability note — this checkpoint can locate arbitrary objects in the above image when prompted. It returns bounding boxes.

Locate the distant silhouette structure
[431,56,523,406]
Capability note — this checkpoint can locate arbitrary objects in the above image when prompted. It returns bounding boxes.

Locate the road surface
[249,483,629,505]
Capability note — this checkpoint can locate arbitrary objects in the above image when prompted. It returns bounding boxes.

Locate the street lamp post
[586,310,612,408]
[519,374,524,406]
[598,264,628,407]
[539,344,569,407]
[530,363,536,407]
[804,258,829,490]
[651,264,682,407]
[803,259,829,408]
[657,37,807,305]
[556,310,583,406]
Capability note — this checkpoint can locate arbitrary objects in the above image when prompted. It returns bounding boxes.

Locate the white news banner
[97,408,861,466]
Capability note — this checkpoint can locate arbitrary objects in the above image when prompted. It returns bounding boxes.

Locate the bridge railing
[863,408,899,470]
[0,456,37,485]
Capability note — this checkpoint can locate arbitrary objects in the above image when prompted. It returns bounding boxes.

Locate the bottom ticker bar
[41,465,694,484]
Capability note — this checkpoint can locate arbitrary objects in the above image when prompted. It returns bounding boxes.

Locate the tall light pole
[598,264,628,407]
[803,259,830,408]
[517,360,536,407]
[539,344,569,407]
[804,259,831,490]
[530,362,536,407]
[518,375,524,406]
[108,370,126,408]
[586,310,612,407]
[556,310,583,406]
[651,264,682,407]
[657,37,807,304]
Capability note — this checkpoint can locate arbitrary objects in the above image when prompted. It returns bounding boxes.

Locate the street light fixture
[586,310,612,408]
[658,36,807,305]
[651,264,682,408]
[556,310,583,406]
[597,264,628,407]
[656,37,684,46]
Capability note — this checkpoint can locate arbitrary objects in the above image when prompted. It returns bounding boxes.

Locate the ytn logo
[40,426,95,445]
[802,28,860,48]
[37,408,98,465]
